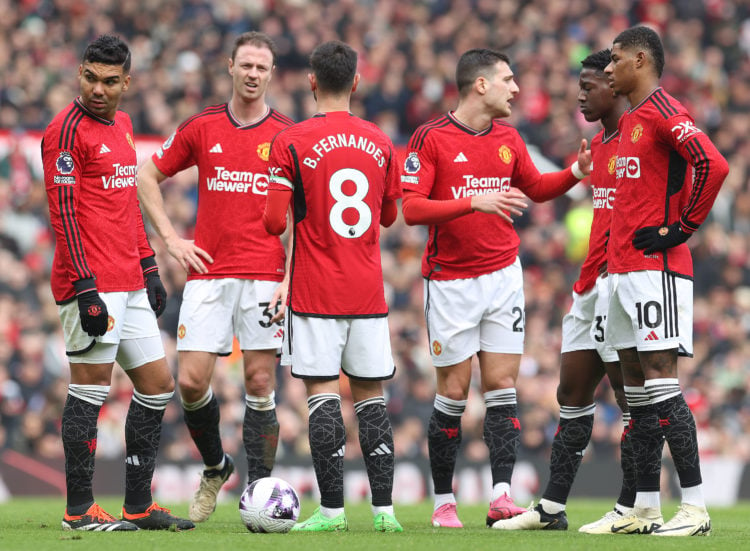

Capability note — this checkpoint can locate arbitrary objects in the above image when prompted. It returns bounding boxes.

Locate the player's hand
[632,221,690,254]
[165,236,213,274]
[470,188,528,223]
[576,139,592,176]
[74,278,109,337]
[141,256,168,318]
[269,278,289,324]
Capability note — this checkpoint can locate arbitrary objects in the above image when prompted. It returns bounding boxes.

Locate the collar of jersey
[628,86,663,113]
[74,98,116,126]
[447,111,494,136]
[226,103,270,129]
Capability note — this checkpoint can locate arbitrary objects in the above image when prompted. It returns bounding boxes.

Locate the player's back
[269,111,401,317]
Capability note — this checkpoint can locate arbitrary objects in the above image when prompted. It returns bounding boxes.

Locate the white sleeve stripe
[270,175,293,189]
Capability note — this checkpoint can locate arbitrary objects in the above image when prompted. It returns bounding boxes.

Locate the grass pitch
[1,497,747,550]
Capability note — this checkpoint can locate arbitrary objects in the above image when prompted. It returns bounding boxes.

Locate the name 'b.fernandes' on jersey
[152,104,293,282]
[42,98,153,303]
[402,112,580,281]
[573,129,618,294]
[266,111,402,317]
[608,88,729,277]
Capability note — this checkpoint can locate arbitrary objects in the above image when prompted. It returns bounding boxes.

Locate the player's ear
[351,73,360,93]
[308,73,316,92]
[122,74,131,92]
[228,57,234,76]
[476,76,487,95]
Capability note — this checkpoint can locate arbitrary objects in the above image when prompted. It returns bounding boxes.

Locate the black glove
[632,221,690,254]
[141,256,167,318]
[74,278,109,337]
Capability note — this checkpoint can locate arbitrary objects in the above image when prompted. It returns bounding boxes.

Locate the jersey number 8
[329,168,372,239]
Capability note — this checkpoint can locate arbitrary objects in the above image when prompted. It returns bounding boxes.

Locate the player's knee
[556,383,592,407]
[245,370,274,396]
[178,375,208,402]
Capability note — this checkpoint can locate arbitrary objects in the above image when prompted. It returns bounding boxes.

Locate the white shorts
[59,289,164,368]
[177,278,283,355]
[424,258,525,367]
[283,313,395,380]
[606,270,693,356]
[561,275,618,363]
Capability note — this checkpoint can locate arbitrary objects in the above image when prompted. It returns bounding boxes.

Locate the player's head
[309,41,358,96]
[605,26,664,97]
[229,31,277,104]
[456,48,518,118]
[578,49,617,123]
[78,35,131,120]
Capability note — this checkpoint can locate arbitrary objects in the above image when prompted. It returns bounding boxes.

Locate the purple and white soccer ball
[239,477,300,533]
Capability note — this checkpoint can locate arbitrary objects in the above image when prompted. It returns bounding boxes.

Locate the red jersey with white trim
[42,98,153,303]
[608,88,729,277]
[403,112,574,280]
[573,129,618,294]
[152,104,292,281]
[267,111,402,317]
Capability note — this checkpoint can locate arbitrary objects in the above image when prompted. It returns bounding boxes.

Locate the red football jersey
[573,129,618,294]
[267,111,402,317]
[608,88,729,277]
[152,104,292,281]
[402,112,578,280]
[42,99,153,303]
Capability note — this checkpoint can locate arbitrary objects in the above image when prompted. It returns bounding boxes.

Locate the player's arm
[269,204,293,324]
[137,158,213,273]
[522,139,591,202]
[402,189,528,225]
[633,120,729,254]
[380,198,398,227]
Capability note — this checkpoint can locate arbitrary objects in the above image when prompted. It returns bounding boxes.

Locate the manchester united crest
[178,324,186,339]
[631,124,643,143]
[432,340,442,355]
[107,316,115,332]
[608,155,617,175]
[498,145,512,164]
[257,142,271,161]
[126,132,136,151]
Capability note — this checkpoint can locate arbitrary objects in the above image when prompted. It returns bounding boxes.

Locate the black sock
[243,406,279,483]
[618,416,637,508]
[542,407,594,504]
[124,391,170,508]
[308,394,345,508]
[183,392,224,467]
[628,404,664,492]
[62,392,104,508]
[428,407,463,494]
[355,397,394,507]
[652,394,702,488]
[484,403,522,487]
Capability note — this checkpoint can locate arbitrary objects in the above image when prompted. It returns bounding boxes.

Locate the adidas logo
[125,455,141,466]
[645,331,659,341]
[453,152,468,163]
[331,445,345,458]
[99,144,111,154]
[209,143,223,153]
[369,443,392,456]
[274,328,284,338]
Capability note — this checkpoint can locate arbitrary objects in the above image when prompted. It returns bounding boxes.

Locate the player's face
[578,67,615,123]
[229,44,274,103]
[78,62,130,120]
[604,43,636,97]
[484,61,519,118]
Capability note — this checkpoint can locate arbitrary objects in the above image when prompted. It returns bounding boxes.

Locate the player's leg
[237,279,285,485]
[344,317,401,532]
[289,316,347,532]
[423,276,482,528]
[177,279,236,521]
[117,290,193,530]
[58,292,136,531]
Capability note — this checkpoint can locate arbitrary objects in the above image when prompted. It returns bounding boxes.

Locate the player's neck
[228,98,269,125]
[315,95,351,113]
[627,80,660,109]
[452,105,494,133]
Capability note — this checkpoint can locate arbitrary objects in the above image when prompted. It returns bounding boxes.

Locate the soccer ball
[239,477,300,533]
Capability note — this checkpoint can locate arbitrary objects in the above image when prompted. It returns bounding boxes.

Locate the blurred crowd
[2,0,750,478]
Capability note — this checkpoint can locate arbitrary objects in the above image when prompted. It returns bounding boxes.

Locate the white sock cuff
[644,378,681,404]
[245,391,276,411]
[434,394,467,417]
[307,393,340,415]
[559,403,596,419]
[483,388,517,407]
[133,389,174,410]
[182,387,213,411]
[354,395,386,415]
[69,384,110,406]
[624,385,651,408]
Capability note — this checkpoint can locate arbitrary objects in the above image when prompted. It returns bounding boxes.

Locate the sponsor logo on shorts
[107,316,115,332]
[178,324,186,339]
[432,340,442,355]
